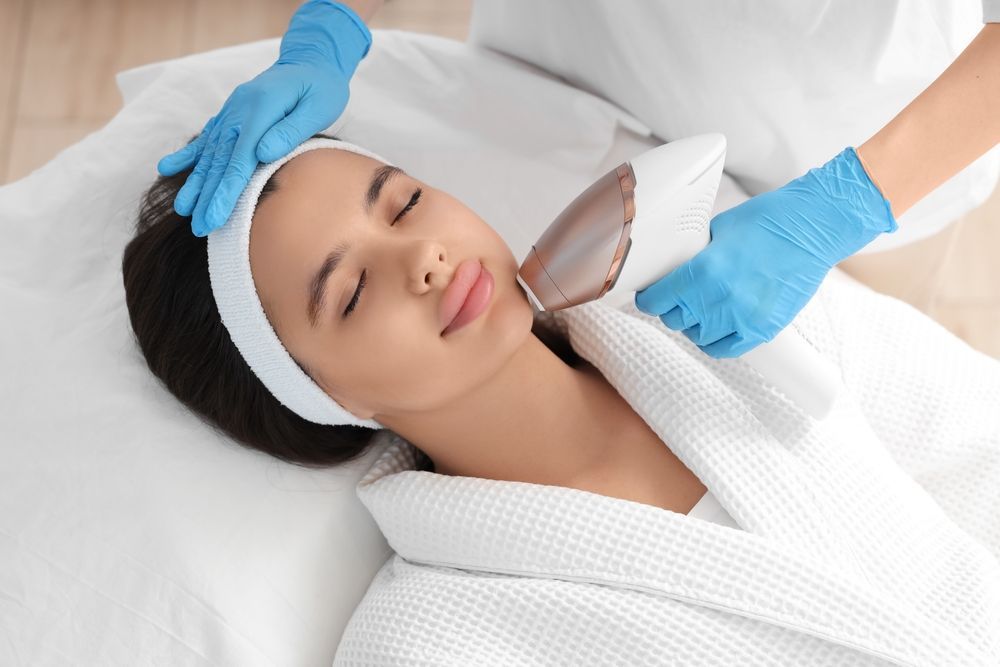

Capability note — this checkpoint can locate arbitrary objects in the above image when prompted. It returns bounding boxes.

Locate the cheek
[324,306,445,407]
[340,297,532,412]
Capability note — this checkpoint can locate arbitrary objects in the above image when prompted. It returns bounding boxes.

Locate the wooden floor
[1,0,997,360]
[0,0,471,183]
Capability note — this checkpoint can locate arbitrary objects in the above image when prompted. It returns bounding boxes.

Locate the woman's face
[249,147,535,421]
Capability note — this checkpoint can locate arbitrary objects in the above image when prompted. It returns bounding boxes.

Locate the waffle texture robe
[333,273,1000,666]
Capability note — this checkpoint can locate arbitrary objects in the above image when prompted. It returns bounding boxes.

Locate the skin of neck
[374,330,638,486]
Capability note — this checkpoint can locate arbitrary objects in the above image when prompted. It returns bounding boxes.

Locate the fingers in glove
[174,120,225,217]
[157,115,217,176]
[205,125,265,232]
[702,329,769,359]
[682,322,737,348]
[191,126,241,236]
[659,305,697,331]
[635,265,687,316]
[634,249,727,315]
[256,97,320,164]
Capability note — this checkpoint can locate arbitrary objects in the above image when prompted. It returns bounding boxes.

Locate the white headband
[207,137,391,429]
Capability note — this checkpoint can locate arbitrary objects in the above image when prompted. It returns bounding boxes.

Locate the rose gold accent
[598,163,637,299]
[517,161,637,311]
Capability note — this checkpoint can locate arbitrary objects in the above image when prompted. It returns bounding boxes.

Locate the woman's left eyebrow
[305,164,407,327]
[364,164,405,216]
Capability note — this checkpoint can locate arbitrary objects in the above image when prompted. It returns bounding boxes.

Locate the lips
[439,258,483,333]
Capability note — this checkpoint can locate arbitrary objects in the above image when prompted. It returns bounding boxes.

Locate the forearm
[857,23,1000,219]
[336,0,384,24]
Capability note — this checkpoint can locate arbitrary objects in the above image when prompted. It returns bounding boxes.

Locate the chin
[495,267,536,338]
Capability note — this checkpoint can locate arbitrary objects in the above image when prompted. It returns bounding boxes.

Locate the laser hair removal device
[516,134,842,420]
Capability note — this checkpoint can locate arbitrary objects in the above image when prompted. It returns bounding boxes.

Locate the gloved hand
[634,147,898,359]
[156,0,372,237]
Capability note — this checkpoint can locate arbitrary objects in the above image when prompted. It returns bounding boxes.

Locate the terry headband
[207,137,391,429]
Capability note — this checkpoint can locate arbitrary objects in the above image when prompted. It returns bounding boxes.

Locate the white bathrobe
[333,273,1000,666]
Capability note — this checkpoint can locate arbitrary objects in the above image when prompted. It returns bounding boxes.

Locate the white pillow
[0,29,734,665]
[468,0,1000,253]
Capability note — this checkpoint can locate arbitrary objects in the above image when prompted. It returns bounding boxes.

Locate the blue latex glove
[156,0,372,237]
[634,147,898,359]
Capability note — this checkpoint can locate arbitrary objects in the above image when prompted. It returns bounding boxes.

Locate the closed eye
[344,187,423,317]
[393,188,421,224]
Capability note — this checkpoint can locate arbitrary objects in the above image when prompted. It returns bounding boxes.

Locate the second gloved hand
[634,147,898,359]
[156,0,372,237]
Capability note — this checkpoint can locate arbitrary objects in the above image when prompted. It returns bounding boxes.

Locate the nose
[407,240,449,293]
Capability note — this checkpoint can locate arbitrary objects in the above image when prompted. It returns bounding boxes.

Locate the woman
[124,131,708,515]
[126,134,1000,665]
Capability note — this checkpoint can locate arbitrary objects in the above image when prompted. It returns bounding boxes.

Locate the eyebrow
[306,164,405,327]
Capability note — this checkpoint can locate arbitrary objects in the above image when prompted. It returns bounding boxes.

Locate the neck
[376,333,640,487]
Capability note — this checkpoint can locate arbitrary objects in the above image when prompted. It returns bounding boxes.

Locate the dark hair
[122,131,579,472]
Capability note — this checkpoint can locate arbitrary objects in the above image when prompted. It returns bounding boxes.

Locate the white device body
[600,134,843,420]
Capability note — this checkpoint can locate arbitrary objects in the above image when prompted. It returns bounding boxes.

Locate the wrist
[824,147,899,256]
[842,146,898,236]
[791,147,899,266]
[336,0,384,24]
[852,145,889,209]
[278,0,373,73]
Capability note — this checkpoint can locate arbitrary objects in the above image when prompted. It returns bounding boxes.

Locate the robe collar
[357,301,990,666]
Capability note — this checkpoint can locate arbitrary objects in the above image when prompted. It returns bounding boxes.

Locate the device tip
[516,272,545,312]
